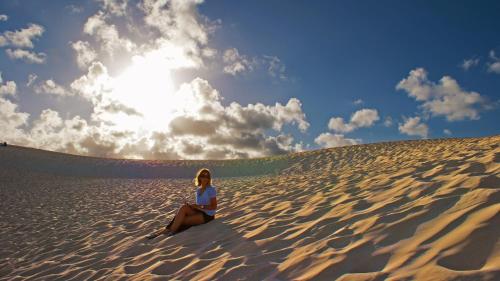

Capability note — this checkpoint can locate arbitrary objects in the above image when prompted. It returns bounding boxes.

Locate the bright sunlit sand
[0,135,499,280]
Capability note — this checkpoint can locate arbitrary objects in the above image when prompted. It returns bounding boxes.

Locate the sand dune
[0,135,499,280]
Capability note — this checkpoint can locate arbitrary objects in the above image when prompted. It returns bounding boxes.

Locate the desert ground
[0,135,499,281]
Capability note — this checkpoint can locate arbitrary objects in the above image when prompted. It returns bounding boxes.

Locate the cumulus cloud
[101,102,143,116]
[71,40,97,69]
[398,116,428,138]
[314,108,378,148]
[3,77,310,159]
[165,78,309,158]
[66,57,310,159]
[140,0,211,44]
[27,109,93,152]
[83,11,135,55]
[223,47,255,75]
[0,92,30,144]
[6,48,47,64]
[79,0,218,69]
[69,61,138,123]
[70,61,111,101]
[96,0,128,16]
[314,132,360,148]
[137,0,219,69]
[0,72,17,96]
[1,0,308,160]
[0,23,44,48]
[0,14,7,21]
[396,67,489,121]
[487,50,500,74]
[443,129,452,135]
[328,108,379,133]
[461,57,480,71]
[33,79,73,97]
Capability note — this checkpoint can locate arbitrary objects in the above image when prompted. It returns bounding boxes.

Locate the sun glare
[109,50,187,135]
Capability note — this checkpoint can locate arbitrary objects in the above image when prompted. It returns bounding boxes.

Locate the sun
[108,50,185,135]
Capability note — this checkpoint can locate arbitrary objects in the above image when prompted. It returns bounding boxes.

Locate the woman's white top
[195,184,217,216]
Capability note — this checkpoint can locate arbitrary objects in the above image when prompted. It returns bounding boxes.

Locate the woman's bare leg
[170,204,199,233]
[146,204,197,239]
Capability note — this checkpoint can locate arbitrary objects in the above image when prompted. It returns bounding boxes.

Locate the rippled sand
[0,135,499,280]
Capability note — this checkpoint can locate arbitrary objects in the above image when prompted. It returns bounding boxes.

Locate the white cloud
[83,11,135,55]
[202,47,217,58]
[70,61,112,101]
[460,58,479,71]
[34,79,73,97]
[328,108,379,133]
[222,48,288,80]
[489,62,500,74]
[0,0,310,160]
[96,0,128,16]
[315,108,377,149]
[351,108,380,127]
[81,0,217,69]
[353,98,363,105]
[69,61,309,158]
[314,132,360,148]
[396,67,488,121]
[487,50,500,74]
[263,55,287,80]
[489,50,498,60]
[137,0,218,69]
[27,109,94,154]
[0,15,7,21]
[140,0,210,45]
[31,109,63,134]
[172,77,310,133]
[0,23,44,48]
[396,68,433,101]
[65,55,310,159]
[6,48,47,64]
[222,48,255,75]
[383,116,393,127]
[65,5,84,14]
[0,95,30,144]
[0,72,17,96]
[328,117,352,133]
[443,129,452,135]
[398,116,428,138]
[71,40,97,69]
[26,74,38,87]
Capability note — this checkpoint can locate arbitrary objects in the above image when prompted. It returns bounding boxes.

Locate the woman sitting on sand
[146,168,217,239]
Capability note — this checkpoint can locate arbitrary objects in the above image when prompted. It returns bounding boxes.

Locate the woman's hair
[194,168,212,187]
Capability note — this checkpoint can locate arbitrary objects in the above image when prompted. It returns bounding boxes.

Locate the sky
[0,0,499,160]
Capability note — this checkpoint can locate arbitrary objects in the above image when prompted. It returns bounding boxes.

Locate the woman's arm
[188,203,205,210]
[189,198,217,210]
[203,197,217,210]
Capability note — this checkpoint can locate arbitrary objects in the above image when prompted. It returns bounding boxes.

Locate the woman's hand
[187,202,201,209]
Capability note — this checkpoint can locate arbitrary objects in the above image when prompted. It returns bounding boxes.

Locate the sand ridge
[0,135,499,280]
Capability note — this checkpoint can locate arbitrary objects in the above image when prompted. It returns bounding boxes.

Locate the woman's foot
[146,227,169,239]
[146,232,160,239]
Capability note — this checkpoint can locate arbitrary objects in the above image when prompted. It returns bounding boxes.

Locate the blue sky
[0,0,499,159]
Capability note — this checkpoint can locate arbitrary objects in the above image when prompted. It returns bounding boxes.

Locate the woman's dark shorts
[196,208,215,223]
